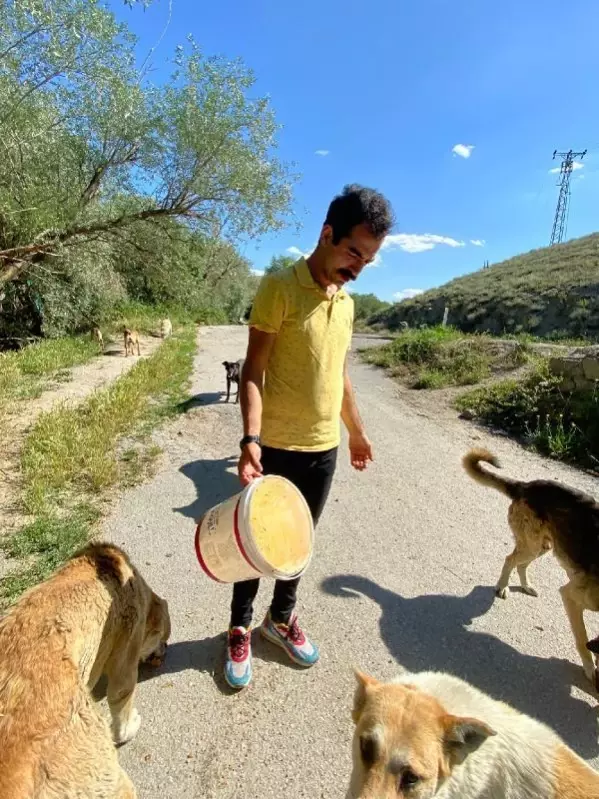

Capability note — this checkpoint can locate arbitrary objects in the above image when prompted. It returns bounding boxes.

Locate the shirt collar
[294,257,348,300]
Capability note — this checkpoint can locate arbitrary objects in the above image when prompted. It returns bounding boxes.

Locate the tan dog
[0,543,171,799]
[123,327,140,357]
[92,326,104,351]
[463,448,599,683]
[348,669,599,798]
[160,318,172,338]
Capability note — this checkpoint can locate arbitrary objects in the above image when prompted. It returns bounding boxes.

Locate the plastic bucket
[194,474,314,584]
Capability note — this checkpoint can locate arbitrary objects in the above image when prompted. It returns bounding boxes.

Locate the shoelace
[229,631,249,659]
[287,617,302,643]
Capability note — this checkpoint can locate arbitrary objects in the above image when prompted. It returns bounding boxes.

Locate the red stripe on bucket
[194,521,225,583]
[233,501,261,573]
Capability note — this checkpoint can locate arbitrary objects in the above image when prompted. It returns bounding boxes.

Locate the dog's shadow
[321,575,599,758]
[173,456,241,521]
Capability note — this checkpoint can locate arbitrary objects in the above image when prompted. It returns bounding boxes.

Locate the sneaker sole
[260,625,318,668]
[224,668,252,690]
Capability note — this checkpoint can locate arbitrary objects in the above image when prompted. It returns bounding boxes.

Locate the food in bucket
[249,477,312,574]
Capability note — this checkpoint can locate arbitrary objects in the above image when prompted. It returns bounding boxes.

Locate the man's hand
[238,442,263,485]
[348,431,373,471]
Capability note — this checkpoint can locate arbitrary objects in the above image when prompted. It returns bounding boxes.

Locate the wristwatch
[240,434,261,450]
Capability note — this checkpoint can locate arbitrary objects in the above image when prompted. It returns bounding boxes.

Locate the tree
[351,292,390,322]
[0,0,297,286]
[265,254,297,274]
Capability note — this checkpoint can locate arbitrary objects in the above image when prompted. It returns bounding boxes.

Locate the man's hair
[324,184,394,244]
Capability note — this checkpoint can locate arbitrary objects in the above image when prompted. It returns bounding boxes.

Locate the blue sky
[110,0,599,302]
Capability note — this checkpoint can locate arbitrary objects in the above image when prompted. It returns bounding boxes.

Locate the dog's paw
[113,708,141,746]
[521,585,539,598]
[495,586,509,600]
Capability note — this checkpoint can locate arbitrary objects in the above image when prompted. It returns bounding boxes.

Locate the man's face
[320,222,385,287]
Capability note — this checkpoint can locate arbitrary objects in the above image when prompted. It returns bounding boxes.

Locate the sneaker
[224,626,252,689]
[260,612,320,667]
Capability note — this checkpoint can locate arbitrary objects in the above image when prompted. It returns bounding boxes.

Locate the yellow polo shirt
[249,258,354,452]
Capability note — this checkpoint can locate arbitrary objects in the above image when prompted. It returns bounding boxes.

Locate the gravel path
[105,325,599,799]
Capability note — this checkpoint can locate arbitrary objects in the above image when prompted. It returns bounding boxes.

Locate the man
[225,184,394,689]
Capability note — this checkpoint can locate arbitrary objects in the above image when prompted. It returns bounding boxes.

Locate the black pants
[230,445,338,628]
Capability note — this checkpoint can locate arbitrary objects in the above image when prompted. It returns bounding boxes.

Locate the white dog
[160,318,172,338]
[348,669,599,798]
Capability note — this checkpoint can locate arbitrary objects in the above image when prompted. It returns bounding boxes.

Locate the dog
[92,327,104,352]
[160,318,172,339]
[463,448,599,683]
[123,327,140,357]
[0,542,171,799]
[222,359,244,403]
[347,669,599,798]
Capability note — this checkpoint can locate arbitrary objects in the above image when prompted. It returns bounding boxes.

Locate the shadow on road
[136,633,235,696]
[173,456,240,521]
[320,574,598,757]
[175,391,225,412]
[136,629,304,696]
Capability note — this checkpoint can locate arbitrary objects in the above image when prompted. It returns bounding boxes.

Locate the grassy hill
[371,233,599,340]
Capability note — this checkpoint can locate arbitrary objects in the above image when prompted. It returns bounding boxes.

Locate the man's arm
[238,328,276,484]
[341,361,365,437]
[341,359,373,471]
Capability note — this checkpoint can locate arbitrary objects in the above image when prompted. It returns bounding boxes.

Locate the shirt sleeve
[249,274,287,334]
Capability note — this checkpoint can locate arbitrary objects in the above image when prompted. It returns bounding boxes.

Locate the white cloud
[393,289,424,302]
[315,149,330,157]
[452,144,475,159]
[382,233,465,254]
[549,161,584,174]
[287,245,312,258]
[470,239,485,247]
[251,269,265,277]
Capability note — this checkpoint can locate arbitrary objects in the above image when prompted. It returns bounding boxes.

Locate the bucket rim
[240,474,315,581]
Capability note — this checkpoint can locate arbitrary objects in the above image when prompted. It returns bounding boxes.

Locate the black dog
[222,359,244,403]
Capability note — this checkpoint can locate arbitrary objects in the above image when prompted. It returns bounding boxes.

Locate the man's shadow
[173,456,240,521]
[321,574,599,757]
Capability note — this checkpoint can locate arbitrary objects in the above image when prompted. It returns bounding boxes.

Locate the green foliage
[265,254,297,274]
[456,363,599,469]
[0,0,295,337]
[351,292,390,324]
[361,326,528,389]
[372,234,599,340]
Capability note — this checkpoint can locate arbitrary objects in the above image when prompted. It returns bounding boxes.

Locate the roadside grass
[360,326,532,389]
[455,361,599,470]
[0,326,196,607]
[0,336,99,412]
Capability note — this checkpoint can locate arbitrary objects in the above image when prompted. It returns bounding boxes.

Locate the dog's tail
[462,448,523,500]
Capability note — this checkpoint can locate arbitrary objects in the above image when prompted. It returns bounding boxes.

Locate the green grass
[361,326,531,389]
[455,361,599,470]
[0,327,196,606]
[371,232,599,340]
[0,336,99,410]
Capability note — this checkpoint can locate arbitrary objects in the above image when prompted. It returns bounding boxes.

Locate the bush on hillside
[371,234,599,341]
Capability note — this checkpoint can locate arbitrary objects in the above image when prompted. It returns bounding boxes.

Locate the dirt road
[105,325,599,798]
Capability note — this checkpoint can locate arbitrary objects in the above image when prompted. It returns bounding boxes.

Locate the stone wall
[549,346,599,392]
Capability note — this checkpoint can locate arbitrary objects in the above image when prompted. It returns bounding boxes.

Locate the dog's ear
[222,361,229,367]
[442,714,495,765]
[352,670,380,724]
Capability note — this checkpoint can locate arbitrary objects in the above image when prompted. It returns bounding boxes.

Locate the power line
[550,149,587,245]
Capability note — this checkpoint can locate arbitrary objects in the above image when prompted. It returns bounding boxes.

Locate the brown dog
[463,448,599,683]
[92,327,104,352]
[123,328,140,357]
[347,669,599,798]
[0,543,171,799]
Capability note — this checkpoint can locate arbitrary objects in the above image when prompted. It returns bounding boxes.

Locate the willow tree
[0,0,295,286]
